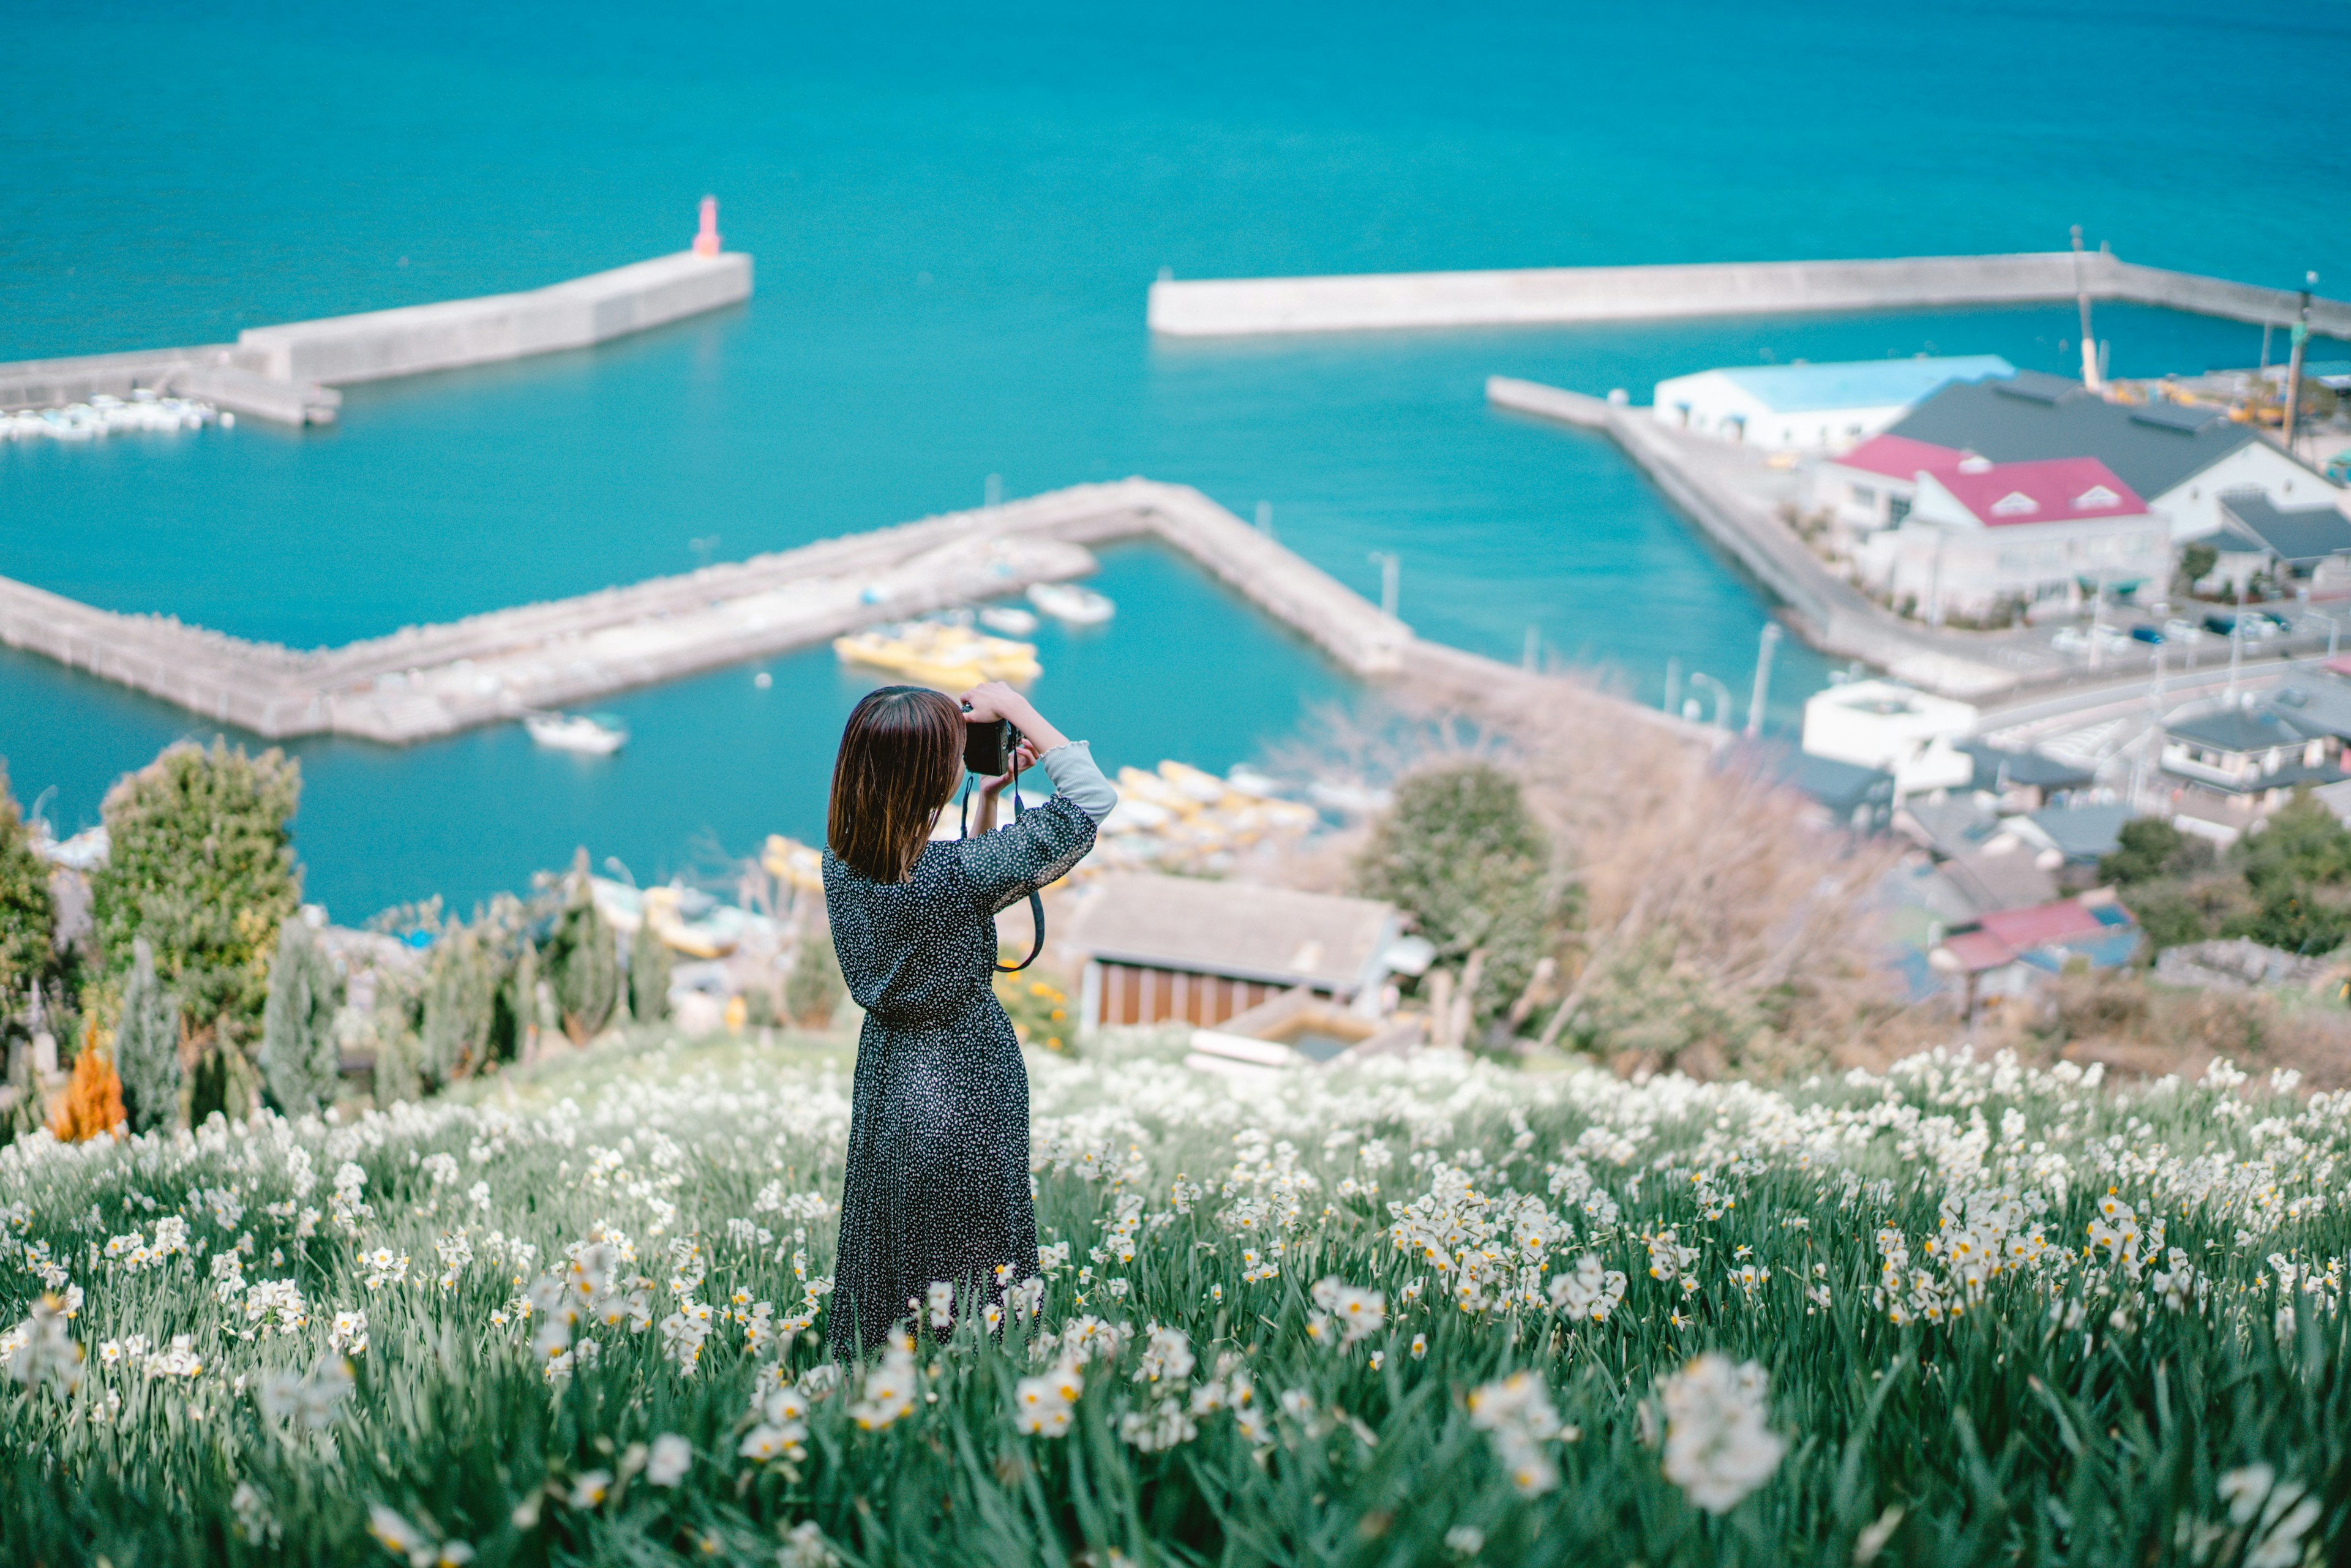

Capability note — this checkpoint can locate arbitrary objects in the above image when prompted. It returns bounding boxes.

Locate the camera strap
[960,756,1046,973]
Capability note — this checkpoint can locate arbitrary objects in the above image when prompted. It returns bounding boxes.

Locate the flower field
[4,1037,2350,1566]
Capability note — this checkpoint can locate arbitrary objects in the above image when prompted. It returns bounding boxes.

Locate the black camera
[962,714,1021,776]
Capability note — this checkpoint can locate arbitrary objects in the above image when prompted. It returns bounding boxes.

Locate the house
[2158,700,2342,818]
[2199,495,2351,594]
[1856,455,2170,621]
[1895,795,2061,913]
[1774,751,1897,833]
[1957,740,2098,811]
[1932,891,2140,1005]
[1651,355,2014,452]
[2011,801,2135,866]
[1801,679,1977,797]
[1812,433,1973,535]
[1886,371,2347,542]
[1060,872,1428,1032]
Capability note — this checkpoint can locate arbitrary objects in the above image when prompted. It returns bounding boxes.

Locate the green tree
[542,868,620,1045]
[1354,760,1557,1029]
[2227,884,2351,957]
[419,921,501,1083]
[258,917,343,1117]
[629,916,672,1024]
[0,763,58,1033]
[114,936,181,1133]
[2124,888,2212,953]
[2177,541,2218,594]
[89,740,301,1060]
[2099,818,2186,885]
[2237,793,2351,896]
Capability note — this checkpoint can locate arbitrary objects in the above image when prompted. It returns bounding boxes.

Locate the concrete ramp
[237,250,753,384]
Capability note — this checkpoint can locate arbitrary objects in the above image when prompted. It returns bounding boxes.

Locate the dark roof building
[2217,495,2351,568]
[1887,377,2342,541]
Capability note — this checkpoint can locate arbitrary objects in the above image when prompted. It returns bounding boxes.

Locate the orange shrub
[50,1025,127,1142]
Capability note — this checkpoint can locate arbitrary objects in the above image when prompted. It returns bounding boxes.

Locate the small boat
[978,604,1038,636]
[525,711,628,754]
[1027,582,1116,625]
[833,620,1040,691]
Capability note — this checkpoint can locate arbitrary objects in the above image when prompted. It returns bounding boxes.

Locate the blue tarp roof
[1713,355,2017,413]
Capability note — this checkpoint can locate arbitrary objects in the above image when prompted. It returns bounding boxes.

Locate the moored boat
[524,711,628,754]
[1027,581,1116,625]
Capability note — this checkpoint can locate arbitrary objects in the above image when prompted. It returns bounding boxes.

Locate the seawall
[0,249,752,426]
[1486,376,2031,699]
[0,480,1415,744]
[1150,250,2351,339]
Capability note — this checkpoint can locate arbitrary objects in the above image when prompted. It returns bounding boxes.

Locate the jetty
[0,481,1421,745]
[1487,376,2042,699]
[1149,250,2351,339]
[0,244,751,427]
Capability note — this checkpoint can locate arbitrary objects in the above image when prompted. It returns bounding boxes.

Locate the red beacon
[693,196,722,258]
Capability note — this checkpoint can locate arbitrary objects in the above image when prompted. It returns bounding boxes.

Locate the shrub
[1354,761,1554,1029]
[112,936,181,1133]
[0,765,57,1030]
[628,917,672,1024]
[45,1025,124,1140]
[2099,818,2187,885]
[2226,885,2351,957]
[258,918,344,1116]
[542,875,620,1045]
[419,923,501,1082]
[88,739,299,1055]
[785,925,846,1027]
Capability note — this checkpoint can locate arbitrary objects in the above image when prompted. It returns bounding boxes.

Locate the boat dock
[0,247,751,427]
[1149,250,2351,338]
[0,479,1416,745]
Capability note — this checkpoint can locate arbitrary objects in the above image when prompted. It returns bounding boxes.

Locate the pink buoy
[694,196,722,257]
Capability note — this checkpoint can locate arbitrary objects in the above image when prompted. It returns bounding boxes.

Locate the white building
[1801,680,1978,797]
[1888,371,2348,542]
[1651,355,2014,452]
[1856,455,2170,622]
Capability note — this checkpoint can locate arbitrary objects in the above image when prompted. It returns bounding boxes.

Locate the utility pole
[1663,656,1682,717]
[1368,552,1400,619]
[2227,582,2244,700]
[2281,272,2316,460]
[2071,225,2102,392]
[1745,622,1782,738]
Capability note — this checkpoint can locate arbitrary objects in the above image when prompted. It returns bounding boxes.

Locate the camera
[962,713,1021,776]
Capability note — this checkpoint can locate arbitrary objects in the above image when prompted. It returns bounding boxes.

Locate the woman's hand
[958,681,1068,755]
[978,739,1041,800]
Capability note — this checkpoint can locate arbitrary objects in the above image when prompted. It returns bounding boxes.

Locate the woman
[821,680,1117,1357]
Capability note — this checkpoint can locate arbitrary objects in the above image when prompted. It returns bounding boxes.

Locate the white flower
[1014,1365,1081,1437]
[1311,1277,1387,1345]
[330,1309,369,1356]
[1118,1395,1199,1452]
[645,1433,692,1487]
[6,1296,84,1396]
[1468,1370,1563,1495]
[738,1422,808,1463]
[1657,1354,1785,1514]
[847,1341,918,1430]
[568,1469,613,1509]
[1547,1254,1627,1323]
[779,1521,842,1568]
[1133,1324,1194,1386]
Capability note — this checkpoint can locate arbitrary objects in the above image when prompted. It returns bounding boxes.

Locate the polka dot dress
[823,796,1097,1359]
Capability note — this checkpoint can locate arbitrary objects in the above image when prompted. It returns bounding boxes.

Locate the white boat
[978,604,1038,636]
[1027,582,1116,625]
[525,712,628,754]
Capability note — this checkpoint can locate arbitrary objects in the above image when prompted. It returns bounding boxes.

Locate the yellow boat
[833,621,1040,691]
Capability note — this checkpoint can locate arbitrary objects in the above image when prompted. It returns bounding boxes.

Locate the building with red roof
[1851,451,2170,624]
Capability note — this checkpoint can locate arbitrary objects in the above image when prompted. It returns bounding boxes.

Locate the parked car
[2130,625,2165,645]
[2051,626,2090,653]
[2165,618,2207,643]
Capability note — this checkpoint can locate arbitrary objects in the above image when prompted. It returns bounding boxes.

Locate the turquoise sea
[2,0,2345,918]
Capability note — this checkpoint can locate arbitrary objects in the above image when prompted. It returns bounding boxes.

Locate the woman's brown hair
[828,685,966,882]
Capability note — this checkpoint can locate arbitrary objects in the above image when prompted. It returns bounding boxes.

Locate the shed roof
[2025,802,2135,861]
[2166,703,2312,755]
[1977,898,2112,950]
[2218,495,2351,565]
[1889,378,2267,500]
[1706,355,2015,414]
[1061,872,1399,994]
[1959,740,2098,793]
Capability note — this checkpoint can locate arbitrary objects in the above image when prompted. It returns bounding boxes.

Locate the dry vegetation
[1266,662,1913,1079]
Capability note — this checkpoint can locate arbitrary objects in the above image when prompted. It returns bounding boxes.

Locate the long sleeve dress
[823,743,1114,1358]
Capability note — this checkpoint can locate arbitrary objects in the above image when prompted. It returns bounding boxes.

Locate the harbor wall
[0,479,1412,745]
[1150,250,2351,338]
[237,251,754,385]
[0,248,752,425]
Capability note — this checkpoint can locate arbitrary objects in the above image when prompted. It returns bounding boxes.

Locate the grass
[2,1033,2348,1566]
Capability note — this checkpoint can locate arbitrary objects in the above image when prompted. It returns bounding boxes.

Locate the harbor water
[2,0,2345,917]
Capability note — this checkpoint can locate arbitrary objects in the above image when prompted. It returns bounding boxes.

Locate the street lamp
[1367,552,1400,620]
[1687,672,1733,732]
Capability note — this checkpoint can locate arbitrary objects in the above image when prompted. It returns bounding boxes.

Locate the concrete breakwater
[0,249,751,427]
[1487,376,2034,699]
[0,479,1416,745]
[1150,250,2351,338]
